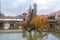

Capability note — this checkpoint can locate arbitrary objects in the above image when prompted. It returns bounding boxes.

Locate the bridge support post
[9,21,19,29]
[14,22,19,29]
[9,21,15,29]
[0,22,4,30]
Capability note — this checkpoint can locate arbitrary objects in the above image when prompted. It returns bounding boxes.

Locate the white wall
[55,11,60,20]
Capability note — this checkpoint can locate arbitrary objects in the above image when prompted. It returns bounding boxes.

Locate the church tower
[33,3,37,18]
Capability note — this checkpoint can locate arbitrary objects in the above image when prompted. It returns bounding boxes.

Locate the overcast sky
[0,0,60,16]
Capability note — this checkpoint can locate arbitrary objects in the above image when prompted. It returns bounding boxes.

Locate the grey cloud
[0,0,60,16]
[1,0,35,16]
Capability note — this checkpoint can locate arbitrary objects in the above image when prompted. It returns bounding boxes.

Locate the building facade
[55,11,60,20]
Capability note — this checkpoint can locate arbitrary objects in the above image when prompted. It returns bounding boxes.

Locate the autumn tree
[30,15,50,32]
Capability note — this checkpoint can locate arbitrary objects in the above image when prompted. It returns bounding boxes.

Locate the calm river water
[0,23,60,40]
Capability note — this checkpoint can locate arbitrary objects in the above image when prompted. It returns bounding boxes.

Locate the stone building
[55,11,60,20]
[47,10,60,20]
[22,12,27,26]
[47,10,60,30]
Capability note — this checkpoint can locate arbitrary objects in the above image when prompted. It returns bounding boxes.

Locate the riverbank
[0,29,60,33]
[0,30,23,33]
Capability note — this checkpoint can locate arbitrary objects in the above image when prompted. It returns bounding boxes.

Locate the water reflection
[0,23,60,40]
[33,31,37,40]
[43,33,59,40]
[21,28,60,40]
[22,27,27,38]
[0,31,60,40]
[27,32,33,40]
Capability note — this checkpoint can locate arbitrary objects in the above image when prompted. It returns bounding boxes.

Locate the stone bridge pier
[0,21,4,29]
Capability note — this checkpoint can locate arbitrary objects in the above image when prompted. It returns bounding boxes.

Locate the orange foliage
[30,15,50,31]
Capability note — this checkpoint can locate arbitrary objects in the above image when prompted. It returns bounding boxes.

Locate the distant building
[47,13,55,19]
[55,11,60,20]
[33,3,37,18]
[47,12,56,19]
[22,12,27,20]
[47,10,60,20]
[22,12,27,26]
[0,13,4,18]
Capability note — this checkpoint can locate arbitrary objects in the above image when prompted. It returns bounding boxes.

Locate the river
[0,23,60,40]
